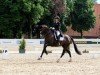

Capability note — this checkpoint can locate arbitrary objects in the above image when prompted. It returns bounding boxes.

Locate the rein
[42,30,51,37]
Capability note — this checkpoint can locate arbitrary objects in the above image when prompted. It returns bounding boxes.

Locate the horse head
[40,25,50,36]
[32,25,43,38]
[32,24,49,35]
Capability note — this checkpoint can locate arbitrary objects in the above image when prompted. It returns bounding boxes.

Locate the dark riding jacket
[52,22,61,31]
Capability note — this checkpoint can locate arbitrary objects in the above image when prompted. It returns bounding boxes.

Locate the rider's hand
[50,27,55,29]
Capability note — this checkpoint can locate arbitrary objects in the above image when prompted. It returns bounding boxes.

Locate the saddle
[51,29,64,41]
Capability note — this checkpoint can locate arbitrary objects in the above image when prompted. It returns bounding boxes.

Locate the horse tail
[70,37,82,55]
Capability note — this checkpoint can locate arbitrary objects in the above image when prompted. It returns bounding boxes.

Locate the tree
[20,0,45,38]
[0,0,53,38]
[71,0,96,38]
[38,0,72,32]
[60,0,75,32]
[33,0,53,38]
[47,0,74,32]
[20,0,53,38]
[0,0,21,38]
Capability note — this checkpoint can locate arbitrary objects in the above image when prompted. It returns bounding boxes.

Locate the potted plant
[0,48,2,53]
[19,38,26,53]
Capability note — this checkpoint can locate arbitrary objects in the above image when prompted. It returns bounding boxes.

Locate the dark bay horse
[37,25,82,62]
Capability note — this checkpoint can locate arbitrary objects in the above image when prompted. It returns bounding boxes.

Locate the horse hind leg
[64,44,72,62]
[57,49,66,63]
[66,49,72,62]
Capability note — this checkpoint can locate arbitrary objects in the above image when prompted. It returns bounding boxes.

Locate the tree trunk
[80,29,83,38]
[30,25,32,39]
[37,31,40,38]
[27,14,32,39]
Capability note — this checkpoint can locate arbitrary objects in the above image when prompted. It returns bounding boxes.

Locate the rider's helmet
[54,15,60,20]
[54,15,60,23]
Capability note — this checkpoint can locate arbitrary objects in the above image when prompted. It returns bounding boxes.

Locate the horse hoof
[56,60,59,63]
[68,60,72,62]
[37,57,42,60]
[68,60,71,62]
[56,59,60,63]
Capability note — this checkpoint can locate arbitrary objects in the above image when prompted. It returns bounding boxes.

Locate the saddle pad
[60,37,64,41]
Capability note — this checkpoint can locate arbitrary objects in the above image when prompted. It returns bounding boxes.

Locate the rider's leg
[56,30,60,41]
[59,30,63,37]
[53,30,58,40]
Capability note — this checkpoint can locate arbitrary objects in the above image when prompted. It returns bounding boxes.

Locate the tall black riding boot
[57,35,60,46]
[60,33,63,37]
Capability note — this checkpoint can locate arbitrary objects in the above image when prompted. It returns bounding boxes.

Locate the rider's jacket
[53,22,61,30]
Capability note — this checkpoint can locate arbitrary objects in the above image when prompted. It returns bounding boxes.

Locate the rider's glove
[50,27,55,29]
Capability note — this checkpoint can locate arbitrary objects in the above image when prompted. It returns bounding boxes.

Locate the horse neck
[44,29,54,39]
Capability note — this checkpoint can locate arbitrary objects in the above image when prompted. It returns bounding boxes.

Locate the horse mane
[41,25,50,32]
[41,25,50,35]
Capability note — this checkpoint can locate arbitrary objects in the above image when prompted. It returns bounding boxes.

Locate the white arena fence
[0,39,100,53]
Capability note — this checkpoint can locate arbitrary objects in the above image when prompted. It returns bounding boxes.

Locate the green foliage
[52,0,75,32]
[36,0,53,25]
[71,0,96,38]
[0,0,22,38]
[0,50,2,53]
[64,0,75,26]
[0,0,96,38]
[39,0,68,32]
[0,0,53,38]
[61,24,67,32]
[19,38,26,53]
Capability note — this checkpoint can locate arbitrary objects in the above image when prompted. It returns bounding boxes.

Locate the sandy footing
[0,53,100,75]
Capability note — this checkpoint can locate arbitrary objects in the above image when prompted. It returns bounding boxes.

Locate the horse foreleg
[37,49,44,60]
[57,49,65,63]
[66,50,72,62]
[38,45,47,60]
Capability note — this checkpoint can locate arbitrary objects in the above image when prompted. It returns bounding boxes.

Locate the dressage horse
[37,25,82,62]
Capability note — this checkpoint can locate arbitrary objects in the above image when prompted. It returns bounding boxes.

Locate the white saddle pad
[60,37,64,41]
[59,35,71,41]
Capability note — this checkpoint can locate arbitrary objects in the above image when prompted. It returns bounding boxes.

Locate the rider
[52,15,63,42]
